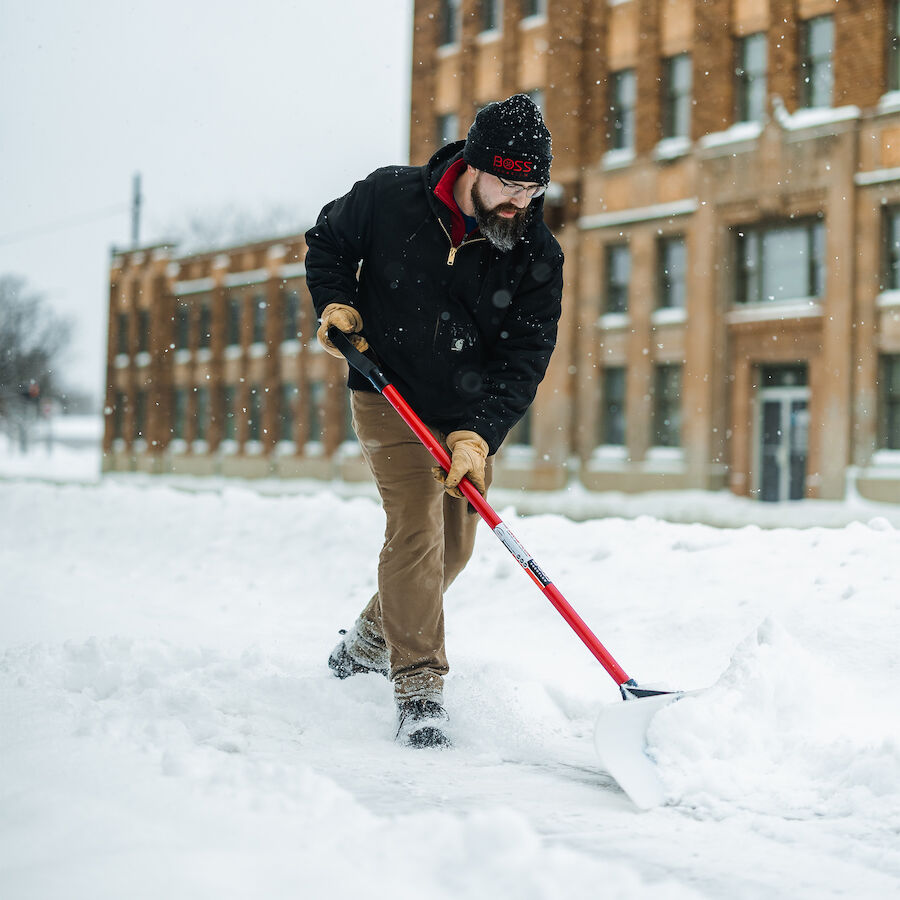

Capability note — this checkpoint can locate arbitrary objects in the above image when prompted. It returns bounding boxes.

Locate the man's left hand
[433,430,489,498]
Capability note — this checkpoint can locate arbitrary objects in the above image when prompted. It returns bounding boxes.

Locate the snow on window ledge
[219,439,239,456]
[192,440,209,455]
[876,290,900,308]
[502,445,536,467]
[602,148,635,170]
[135,352,151,368]
[174,349,192,365]
[281,340,301,355]
[112,438,126,453]
[248,342,267,359]
[168,439,188,455]
[114,354,130,369]
[520,14,548,29]
[653,136,691,161]
[726,299,823,324]
[598,312,630,330]
[869,449,900,470]
[244,440,264,456]
[652,307,687,325]
[336,440,362,459]
[304,441,324,458]
[225,345,242,360]
[878,91,900,114]
[275,440,296,457]
[698,121,762,150]
[642,447,686,472]
[196,348,212,362]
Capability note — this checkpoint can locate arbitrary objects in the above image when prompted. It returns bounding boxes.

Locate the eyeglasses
[496,176,547,199]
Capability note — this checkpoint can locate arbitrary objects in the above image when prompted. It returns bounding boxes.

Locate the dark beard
[471,182,531,252]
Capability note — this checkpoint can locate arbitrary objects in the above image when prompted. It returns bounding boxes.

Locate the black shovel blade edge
[620,680,683,701]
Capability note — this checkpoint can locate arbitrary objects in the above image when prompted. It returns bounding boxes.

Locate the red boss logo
[493,155,534,175]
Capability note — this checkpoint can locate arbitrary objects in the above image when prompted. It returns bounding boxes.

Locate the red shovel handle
[328,327,633,689]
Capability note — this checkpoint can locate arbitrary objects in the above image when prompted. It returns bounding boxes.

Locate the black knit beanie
[463,94,553,185]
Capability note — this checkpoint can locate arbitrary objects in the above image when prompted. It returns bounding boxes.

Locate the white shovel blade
[593,692,684,809]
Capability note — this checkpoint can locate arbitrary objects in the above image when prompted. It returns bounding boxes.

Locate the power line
[0,203,130,247]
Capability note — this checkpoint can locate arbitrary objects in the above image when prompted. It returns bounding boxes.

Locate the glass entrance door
[758,387,809,501]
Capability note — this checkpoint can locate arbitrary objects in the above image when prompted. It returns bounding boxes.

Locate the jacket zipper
[438,219,485,266]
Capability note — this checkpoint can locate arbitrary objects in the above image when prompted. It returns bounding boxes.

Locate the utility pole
[131,172,142,248]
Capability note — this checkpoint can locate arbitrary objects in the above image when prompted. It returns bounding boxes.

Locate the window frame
[658,235,687,310]
[608,69,637,152]
[652,364,683,448]
[799,15,834,109]
[880,355,900,450]
[734,218,826,305]
[735,32,767,123]
[604,244,631,315]
[662,53,692,140]
[601,367,626,447]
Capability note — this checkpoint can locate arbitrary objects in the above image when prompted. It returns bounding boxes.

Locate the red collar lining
[433,158,470,246]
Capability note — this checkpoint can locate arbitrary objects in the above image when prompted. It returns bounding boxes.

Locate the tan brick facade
[106,1,900,502]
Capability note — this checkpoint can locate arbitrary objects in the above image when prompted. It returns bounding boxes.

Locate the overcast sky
[0,0,413,400]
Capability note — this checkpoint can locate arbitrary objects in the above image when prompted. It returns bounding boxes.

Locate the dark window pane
[602,367,626,445]
[605,245,630,313]
[653,364,682,447]
[659,236,687,309]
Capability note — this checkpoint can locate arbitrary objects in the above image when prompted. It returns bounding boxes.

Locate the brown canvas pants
[346,390,493,703]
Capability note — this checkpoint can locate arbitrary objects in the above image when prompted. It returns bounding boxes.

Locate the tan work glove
[432,430,489,498]
[316,303,369,358]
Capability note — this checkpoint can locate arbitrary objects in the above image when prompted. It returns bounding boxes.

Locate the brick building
[104,0,900,502]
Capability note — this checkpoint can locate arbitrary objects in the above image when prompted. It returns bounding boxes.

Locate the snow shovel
[329,327,684,808]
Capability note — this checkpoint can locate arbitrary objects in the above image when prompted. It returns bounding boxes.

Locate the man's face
[470,171,537,252]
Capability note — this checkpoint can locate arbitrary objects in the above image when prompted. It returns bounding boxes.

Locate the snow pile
[650,619,900,830]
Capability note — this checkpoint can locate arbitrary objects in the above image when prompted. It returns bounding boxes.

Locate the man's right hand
[316,303,369,358]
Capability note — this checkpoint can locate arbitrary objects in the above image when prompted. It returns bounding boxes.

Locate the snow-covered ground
[2,436,899,898]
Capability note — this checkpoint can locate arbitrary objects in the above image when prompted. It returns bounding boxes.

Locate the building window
[653,364,682,448]
[601,367,626,446]
[436,113,459,147]
[662,54,692,139]
[880,355,900,449]
[882,207,900,291]
[252,294,266,345]
[198,301,212,349]
[527,88,545,113]
[194,386,209,441]
[117,313,129,355]
[481,0,500,32]
[608,69,636,151]
[113,392,127,439]
[137,309,150,353]
[175,303,190,350]
[282,290,300,342]
[658,236,687,310]
[735,33,767,122]
[279,383,298,441]
[308,380,326,444]
[799,16,833,109]
[248,385,263,441]
[521,0,545,18]
[223,386,236,440]
[604,244,630,314]
[134,390,147,440]
[226,297,242,347]
[439,0,460,45]
[734,219,825,304]
[507,407,532,446]
[890,2,900,92]
[172,388,187,440]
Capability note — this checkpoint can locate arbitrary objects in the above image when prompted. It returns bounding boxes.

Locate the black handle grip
[327,326,389,392]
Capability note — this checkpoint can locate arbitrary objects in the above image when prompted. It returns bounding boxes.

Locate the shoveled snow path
[1,480,898,899]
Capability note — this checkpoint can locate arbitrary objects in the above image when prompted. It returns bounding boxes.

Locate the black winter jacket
[304,141,564,454]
